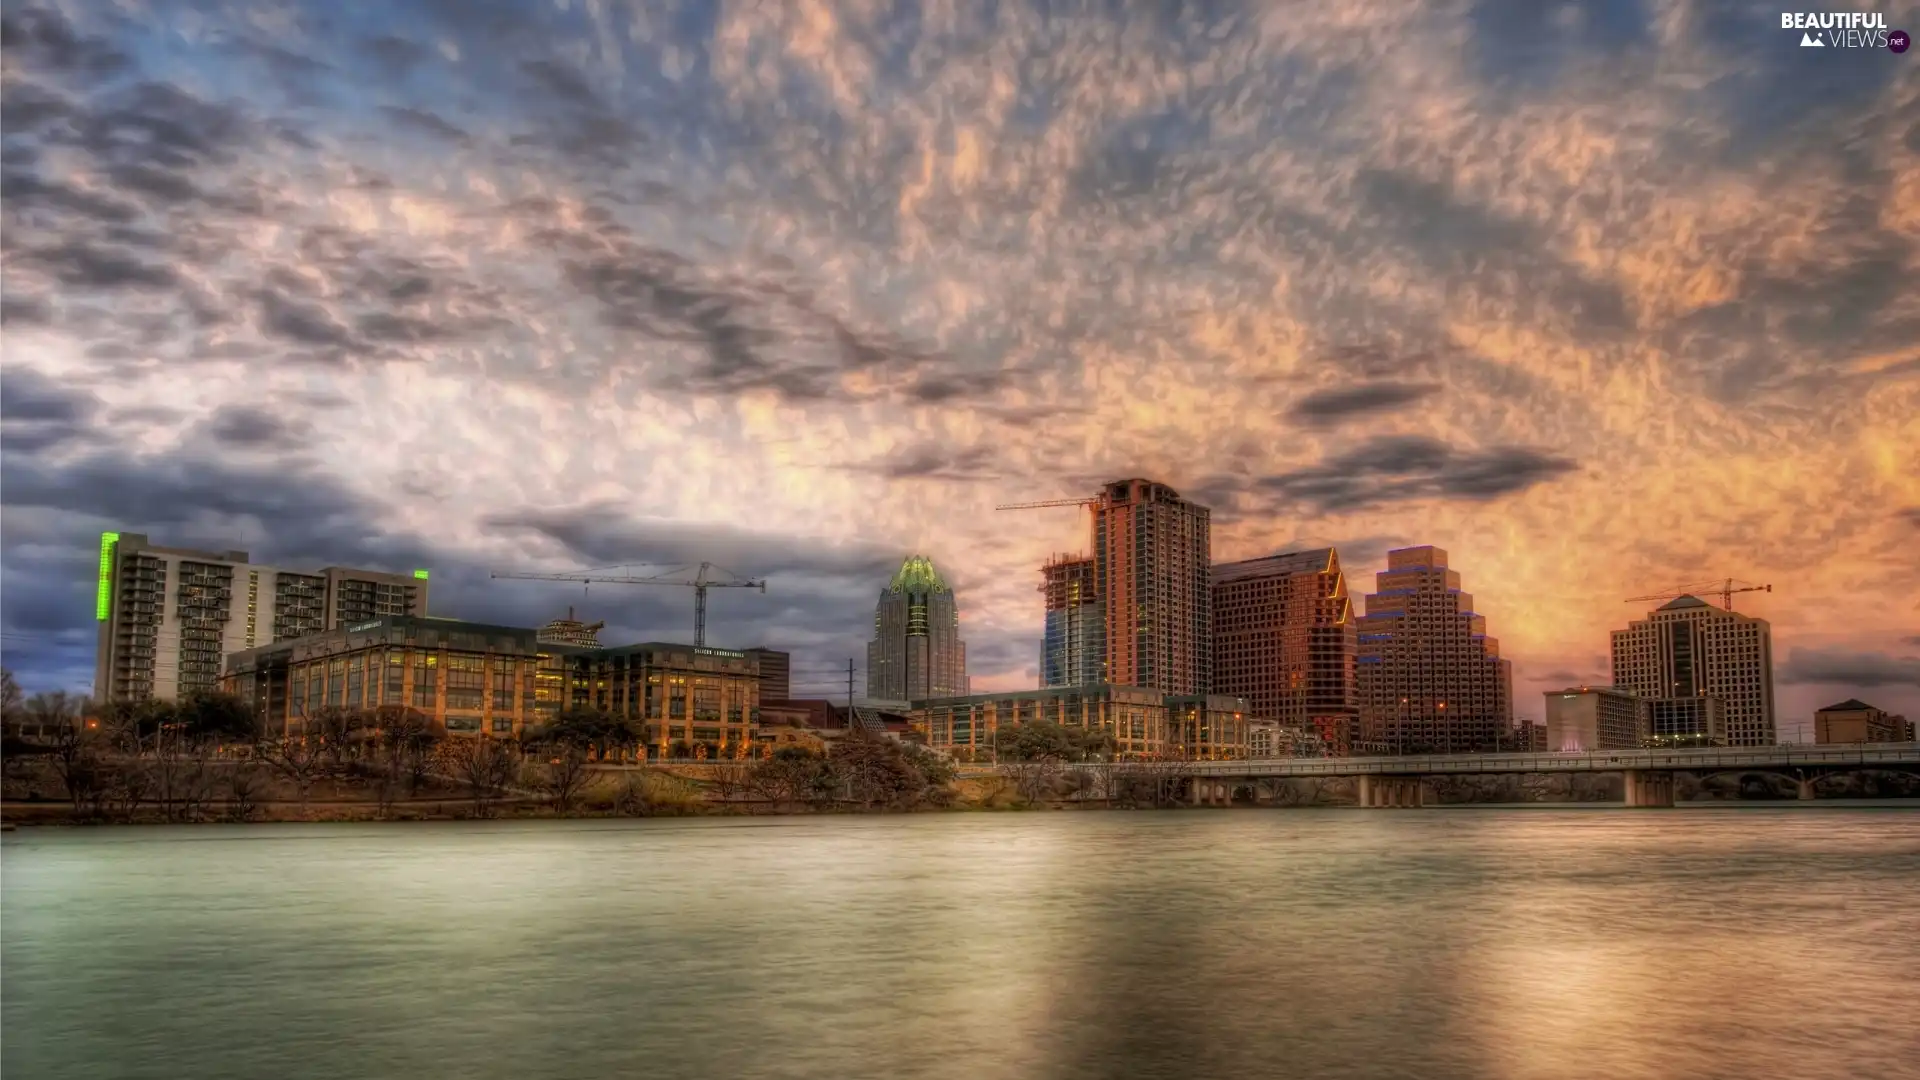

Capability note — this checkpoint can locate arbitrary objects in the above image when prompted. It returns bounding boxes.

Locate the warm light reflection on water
[4,808,1918,1080]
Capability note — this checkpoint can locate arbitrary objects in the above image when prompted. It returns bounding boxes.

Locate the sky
[1,0,1917,728]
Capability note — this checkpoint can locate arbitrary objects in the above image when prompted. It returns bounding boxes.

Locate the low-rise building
[912,684,1252,762]
[1814,699,1909,744]
[224,616,541,738]
[226,618,762,756]
[1644,695,1725,747]
[1544,687,1644,752]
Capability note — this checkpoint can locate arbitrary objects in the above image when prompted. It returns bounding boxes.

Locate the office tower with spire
[1355,546,1514,754]
[868,555,969,702]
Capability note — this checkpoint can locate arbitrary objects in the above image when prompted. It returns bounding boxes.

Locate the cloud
[1779,649,1920,689]
[1287,382,1444,426]
[0,0,1913,725]
[1256,436,1579,512]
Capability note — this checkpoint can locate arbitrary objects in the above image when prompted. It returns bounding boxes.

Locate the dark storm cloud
[555,235,979,405]
[22,241,177,290]
[201,405,309,449]
[1257,435,1578,512]
[837,445,1002,483]
[0,367,101,454]
[0,6,131,77]
[380,105,471,144]
[0,294,53,325]
[360,35,429,80]
[257,287,353,347]
[1779,648,1920,689]
[1287,382,1443,426]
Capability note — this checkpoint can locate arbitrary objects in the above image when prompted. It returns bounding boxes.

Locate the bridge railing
[960,743,1920,779]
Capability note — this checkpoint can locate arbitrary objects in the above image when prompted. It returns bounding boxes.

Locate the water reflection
[4,808,1918,1080]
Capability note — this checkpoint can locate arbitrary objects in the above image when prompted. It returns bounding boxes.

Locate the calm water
[5,808,1919,1080]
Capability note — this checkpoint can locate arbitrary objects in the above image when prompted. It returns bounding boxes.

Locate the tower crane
[1625,578,1772,612]
[995,497,1100,511]
[490,563,766,648]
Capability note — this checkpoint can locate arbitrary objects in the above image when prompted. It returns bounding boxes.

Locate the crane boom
[491,562,767,647]
[1625,578,1772,612]
[996,498,1099,511]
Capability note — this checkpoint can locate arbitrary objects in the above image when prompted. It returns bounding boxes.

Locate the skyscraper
[1356,546,1514,754]
[1610,596,1775,746]
[1094,479,1211,695]
[1211,548,1358,753]
[867,555,968,702]
[1040,554,1103,688]
[94,531,428,703]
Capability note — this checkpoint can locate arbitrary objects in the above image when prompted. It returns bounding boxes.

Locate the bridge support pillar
[1797,777,1816,801]
[1357,776,1426,808]
[1623,769,1674,808]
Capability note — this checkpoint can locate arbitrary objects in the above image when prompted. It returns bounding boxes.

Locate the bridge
[963,744,1920,808]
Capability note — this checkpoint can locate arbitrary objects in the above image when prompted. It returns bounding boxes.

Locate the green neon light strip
[413,569,429,580]
[95,532,120,621]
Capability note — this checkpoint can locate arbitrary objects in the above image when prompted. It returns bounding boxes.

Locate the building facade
[224,616,537,738]
[1644,695,1725,746]
[1211,548,1359,753]
[1355,546,1514,754]
[1543,686,1644,752]
[96,531,428,703]
[912,685,1251,762]
[1814,699,1910,744]
[1610,595,1775,747]
[1094,479,1212,695]
[744,648,791,703]
[867,555,969,702]
[1040,554,1103,688]
[915,685,1169,762]
[224,619,761,755]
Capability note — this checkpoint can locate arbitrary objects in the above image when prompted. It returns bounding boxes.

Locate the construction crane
[1625,578,1773,612]
[996,497,1099,511]
[490,563,766,648]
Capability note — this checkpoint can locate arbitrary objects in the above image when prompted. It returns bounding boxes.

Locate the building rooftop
[1817,698,1877,713]
[888,554,949,594]
[1657,595,1711,611]
[1212,548,1335,584]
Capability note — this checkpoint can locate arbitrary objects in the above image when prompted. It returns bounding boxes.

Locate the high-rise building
[867,555,968,702]
[1040,554,1103,688]
[95,532,427,703]
[1211,548,1358,753]
[1093,479,1211,695]
[744,647,791,703]
[1356,546,1514,754]
[1610,596,1775,746]
[1544,686,1643,751]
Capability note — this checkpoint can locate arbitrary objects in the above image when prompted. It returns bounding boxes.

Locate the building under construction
[1041,553,1103,688]
[537,608,606,648]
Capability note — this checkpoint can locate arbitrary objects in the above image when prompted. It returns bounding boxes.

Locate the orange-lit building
[225,616,760,756]
[1211,548,1359,754]
[912,685,1249,762]
[1093,479,1212,695]
[1356,546,1514,754]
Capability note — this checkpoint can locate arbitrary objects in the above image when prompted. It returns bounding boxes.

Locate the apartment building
[95,531,427,703]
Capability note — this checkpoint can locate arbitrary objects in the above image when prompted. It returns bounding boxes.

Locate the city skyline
[1,1,1916,726]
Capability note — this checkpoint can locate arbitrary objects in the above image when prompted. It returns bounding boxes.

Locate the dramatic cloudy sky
[3,0,1917,727]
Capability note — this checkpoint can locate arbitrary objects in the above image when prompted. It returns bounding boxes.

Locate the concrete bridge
[967,743,1920,808]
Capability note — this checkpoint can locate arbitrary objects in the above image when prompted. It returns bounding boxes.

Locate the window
[491,718,514,734]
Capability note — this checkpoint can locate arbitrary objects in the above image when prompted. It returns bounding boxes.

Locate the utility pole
[846,658,855,721]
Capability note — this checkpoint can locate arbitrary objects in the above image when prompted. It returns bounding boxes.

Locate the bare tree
[450,737,521,817]
[35,697,104,814]
[533,744,593,814]
[226,763,265,822]
[259,738,327,813]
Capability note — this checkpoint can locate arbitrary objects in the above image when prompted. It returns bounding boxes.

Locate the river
[4,807,1918,1080]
